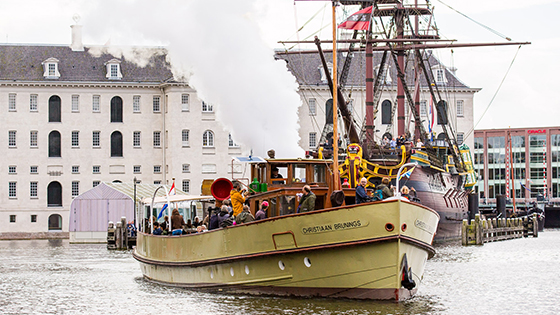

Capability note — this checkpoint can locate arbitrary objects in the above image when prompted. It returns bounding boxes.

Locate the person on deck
[355,177,371,204]
[377,177,394,199]
[255,201,268,220]
[230,182,246,217]
[217,205,231,227]
[235,205,255,225]
[400,186,410,200]
[171,208,185,235]
[152,222,162,235]
[298,185,316,213]
[208,207,220,230]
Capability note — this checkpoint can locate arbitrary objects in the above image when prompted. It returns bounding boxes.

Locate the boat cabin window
[271,165,288,184]
[292,164,307,183]
[313,164,326,183]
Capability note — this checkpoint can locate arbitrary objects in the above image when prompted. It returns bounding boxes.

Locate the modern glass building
[473,127,560,204]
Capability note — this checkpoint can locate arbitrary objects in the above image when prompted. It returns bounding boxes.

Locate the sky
[0,0,558,151]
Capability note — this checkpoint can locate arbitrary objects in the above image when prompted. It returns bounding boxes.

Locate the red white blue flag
[338,6,372,30]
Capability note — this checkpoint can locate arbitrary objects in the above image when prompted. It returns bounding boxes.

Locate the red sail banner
[338,6,372,30]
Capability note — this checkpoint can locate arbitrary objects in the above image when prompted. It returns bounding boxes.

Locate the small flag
[398,166,416,181]
[338,6,372,30]
[157,204,168,220]
[520,183,531,193]
[169,181,176,196]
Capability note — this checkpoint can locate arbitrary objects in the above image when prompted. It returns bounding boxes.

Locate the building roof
[276,50,470,89]
[0,44,174,83]
[73,182,188,202]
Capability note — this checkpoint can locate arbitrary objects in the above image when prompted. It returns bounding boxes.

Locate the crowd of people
[355,176,418,204]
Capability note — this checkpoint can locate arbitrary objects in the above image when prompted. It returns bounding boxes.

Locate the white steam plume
[81,0,303,158]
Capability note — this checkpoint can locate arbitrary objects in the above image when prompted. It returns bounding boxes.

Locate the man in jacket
[355,177,371,204]
[298,185,316,213]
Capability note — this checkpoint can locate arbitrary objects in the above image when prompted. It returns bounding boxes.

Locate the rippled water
[0,230,558,315]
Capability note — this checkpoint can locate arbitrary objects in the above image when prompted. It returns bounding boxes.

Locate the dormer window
[105,59,123,80]
[42,58,60,79]
[319,62,333,83]
[432,65,447,84]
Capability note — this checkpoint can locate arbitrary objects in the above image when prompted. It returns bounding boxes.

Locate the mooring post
[468,193,479,224]
[116,221,123,250]
[121,216,128,250]
[462,219,468,245]
[532,213,538,238]
[475,213,482,245]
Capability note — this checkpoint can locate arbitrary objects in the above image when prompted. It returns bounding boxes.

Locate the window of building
[111,131,123,157]
[228,134,238,147]
[8,182,16,198]
[47,181,62,207]
[133,131,141,147]
[30,94,38,112]
[182,130,189,147]
[182,94,189,111]
[133,95,141,113]
[10,215,16,223]
[182,180,190,193]
[93,165,100,174]
[154,180,161,185]
[105,59,122,80]
[381,100,392,125]
[92,95,100,112]
[347,99,354,114]
[182,164,190,173]
[72,181,79,197]
[8,130,16,147]
[30,166,38,174]
[30,130,38,148]
[30,182,38,198]
[71,95,79,112]
[456,100,464,117]
[309,98,317,116]
[133,165,141,174]
[436,100,448,125]
[93,181,100,188]
[153,96,161,112]
[309,132,317,148]
[31,214,37,222]
[42,58,60,79]
[48,131,61,157]
[153,131,161,147]
[8,166,16,174]
[457,132,464,145]
[92,131,100,148]
[48,95,61,122]
[72,165,79,174]
[8,93,16,111]
[71,131,79,147]
[154,165,161,174]
[474,137,483,149]
[202,101,213,112]
[202,164,217,174]
[110,96,123,122]
[48,214,62,230]
[202,130,214,147]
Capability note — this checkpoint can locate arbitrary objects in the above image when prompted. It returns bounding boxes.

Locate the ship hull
[134,199,439,301]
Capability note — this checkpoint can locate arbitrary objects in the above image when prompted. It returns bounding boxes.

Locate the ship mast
[331,1,341,190]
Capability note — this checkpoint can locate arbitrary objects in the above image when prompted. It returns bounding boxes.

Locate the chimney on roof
[70,24,84,51]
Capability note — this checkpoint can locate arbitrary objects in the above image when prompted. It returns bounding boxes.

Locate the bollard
[121,217,128,249]
[496,195,507,219]
[475,214,482,245]
[532,213,538,238]
[462,219,468,246]
[116,221,123,250]
[468,193,479,223]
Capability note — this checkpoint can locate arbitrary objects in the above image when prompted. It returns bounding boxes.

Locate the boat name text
[414,219,434,234]
[302,220,368,235]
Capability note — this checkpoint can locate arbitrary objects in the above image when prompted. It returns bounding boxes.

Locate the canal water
[1,230,558,315]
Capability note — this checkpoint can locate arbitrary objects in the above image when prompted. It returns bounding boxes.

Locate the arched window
[203,130,214,147]
[48,131,61,157]
[111,131,123,157]
[381,100,392,125]
[49,95,61,122]
[436,100,448,125]
[110,96,123,122]
[47,181,62,207]
[48,214,62,230]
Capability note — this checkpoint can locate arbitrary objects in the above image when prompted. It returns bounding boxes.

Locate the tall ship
[277,0,528,242]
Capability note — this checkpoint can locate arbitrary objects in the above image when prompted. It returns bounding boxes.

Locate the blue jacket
[355,185,370,204]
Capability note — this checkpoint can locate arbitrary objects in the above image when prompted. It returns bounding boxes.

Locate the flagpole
[332,1,340,191]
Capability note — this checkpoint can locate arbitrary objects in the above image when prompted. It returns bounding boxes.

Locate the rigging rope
[464,45,523,141]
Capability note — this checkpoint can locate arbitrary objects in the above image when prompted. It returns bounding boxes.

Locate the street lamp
[133,176,137,230]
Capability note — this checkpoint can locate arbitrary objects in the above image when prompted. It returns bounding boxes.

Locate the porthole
[304,257,312,268]
[230,267,234,277]
[401,223,407,232]
[210,270,214,279]
[385,223,395,232]
[245,265,250,275]
[278,260,285,271]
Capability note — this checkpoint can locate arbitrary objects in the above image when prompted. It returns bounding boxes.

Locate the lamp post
[133,176,137,229]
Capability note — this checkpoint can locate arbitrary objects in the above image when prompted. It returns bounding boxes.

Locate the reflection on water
[0,230,558,315]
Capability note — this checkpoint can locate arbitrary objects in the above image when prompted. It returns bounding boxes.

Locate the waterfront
[0,230,558,315]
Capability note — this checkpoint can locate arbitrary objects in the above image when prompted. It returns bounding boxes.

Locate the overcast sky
[0,0,558,136]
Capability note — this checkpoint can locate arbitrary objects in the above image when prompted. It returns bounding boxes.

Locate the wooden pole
[331,1,340,190]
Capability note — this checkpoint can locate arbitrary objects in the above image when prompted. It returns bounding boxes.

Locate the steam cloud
[82,0,303,157]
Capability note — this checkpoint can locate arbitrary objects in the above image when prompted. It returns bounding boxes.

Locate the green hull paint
[134,199,439,300]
